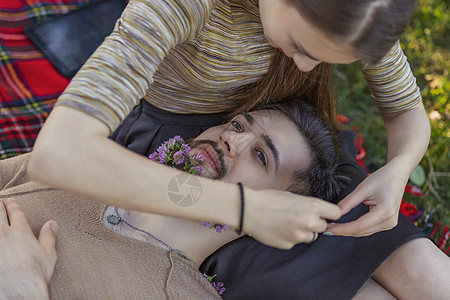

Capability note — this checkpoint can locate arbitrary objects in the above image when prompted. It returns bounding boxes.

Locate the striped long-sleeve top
[55,0,422,133]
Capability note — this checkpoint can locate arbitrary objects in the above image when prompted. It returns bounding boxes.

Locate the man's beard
[188,139,228,179]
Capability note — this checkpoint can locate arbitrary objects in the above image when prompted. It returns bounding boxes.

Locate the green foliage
[334,0,449,231]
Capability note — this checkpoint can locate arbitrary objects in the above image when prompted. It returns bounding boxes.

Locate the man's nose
[220,131,255,158]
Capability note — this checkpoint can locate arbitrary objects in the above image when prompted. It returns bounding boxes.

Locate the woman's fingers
[327,203,399,237]
[317,199,342,221]
[337,186,366,216]
[248,190,343,248]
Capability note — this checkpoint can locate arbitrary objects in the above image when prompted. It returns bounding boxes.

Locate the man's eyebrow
[239,112,279,172]
[261,133,280,173]
[295,41,320,62]
[242,112,254,125]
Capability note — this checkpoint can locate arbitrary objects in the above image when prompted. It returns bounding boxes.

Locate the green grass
[334,0,449,249]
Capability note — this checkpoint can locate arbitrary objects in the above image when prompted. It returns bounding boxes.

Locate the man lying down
[1,99,448,299]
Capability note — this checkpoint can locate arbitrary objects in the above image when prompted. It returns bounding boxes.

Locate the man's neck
[102,206,239,265]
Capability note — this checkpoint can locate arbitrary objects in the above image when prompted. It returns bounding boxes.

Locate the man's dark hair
[260,99,348,201]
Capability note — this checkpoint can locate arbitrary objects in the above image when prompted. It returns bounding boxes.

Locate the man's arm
[0,199,58,299]
[0,154,33,190]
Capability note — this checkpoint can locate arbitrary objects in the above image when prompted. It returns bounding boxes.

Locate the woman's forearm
[382,103,430,182]
[29,106,241,227]
[381,101,430,178]
[29,106,342,249]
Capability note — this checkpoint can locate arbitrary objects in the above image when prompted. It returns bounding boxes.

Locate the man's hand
[326,162,407,236]
[245,189,342,249]
[0,199,58,299]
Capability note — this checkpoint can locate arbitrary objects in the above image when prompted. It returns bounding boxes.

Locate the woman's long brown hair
[232,0,418,126]
[231,50,338,127]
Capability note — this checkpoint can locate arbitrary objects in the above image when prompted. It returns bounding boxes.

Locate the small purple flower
[203,273,226,295]
[166,138,177,148]
[190,165,202,175]
[173,135,183,143]
[202,222,214,228]
[201,222,227,233]
[211,281,226,295]
[173,151,185,165]
[215,224,227,233]
[190,153,203,165]
[157,144,168,156]
[158,151,167,163]
[148,153,158,161]
[183,144,191,156]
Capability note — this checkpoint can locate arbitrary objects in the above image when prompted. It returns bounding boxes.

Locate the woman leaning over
[28,0,430,249]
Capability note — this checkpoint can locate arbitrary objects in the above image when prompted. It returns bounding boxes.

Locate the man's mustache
[189,139,228,179]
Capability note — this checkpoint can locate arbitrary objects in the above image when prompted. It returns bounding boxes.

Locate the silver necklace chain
[107,206,178,253]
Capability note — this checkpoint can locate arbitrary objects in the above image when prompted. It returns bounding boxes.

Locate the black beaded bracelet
[235,182,244,235]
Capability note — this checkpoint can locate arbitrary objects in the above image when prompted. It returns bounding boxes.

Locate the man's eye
[256,149,267,167]
[231,120,243,132]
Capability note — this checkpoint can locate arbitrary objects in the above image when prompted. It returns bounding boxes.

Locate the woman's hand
[244,189,342,249]
[0,199,58,299]
[326,162,407,236]
[326,103,430,237]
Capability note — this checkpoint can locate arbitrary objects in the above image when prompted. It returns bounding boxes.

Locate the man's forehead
[243,109,283,129]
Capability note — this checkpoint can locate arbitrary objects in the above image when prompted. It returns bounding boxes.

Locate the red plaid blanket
[0,0,102,159]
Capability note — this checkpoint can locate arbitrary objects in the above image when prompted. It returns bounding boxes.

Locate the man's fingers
[39,221,58,255]
[3,199,32,230]
[38,220,58,278]
[0,200,8,226]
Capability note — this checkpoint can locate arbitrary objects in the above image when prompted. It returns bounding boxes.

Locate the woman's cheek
[293,54,320,72]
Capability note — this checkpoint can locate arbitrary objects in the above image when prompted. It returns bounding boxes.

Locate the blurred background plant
[334,0,449,253]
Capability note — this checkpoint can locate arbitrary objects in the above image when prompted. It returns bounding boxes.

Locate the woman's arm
[29,106,341,249]
[327,41,430,236]
[328,102,430,235]
[55,0,214,132]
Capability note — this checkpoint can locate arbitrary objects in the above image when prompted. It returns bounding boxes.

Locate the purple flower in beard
[190,152,203,164]
[173,135,183,143]
[190,166,202,175]
[148,153,158,161]
[157,143,168,155]
[167,138,176,148]
[183,144,191,157]
[158,150,167,163]
[173,150,185,165]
